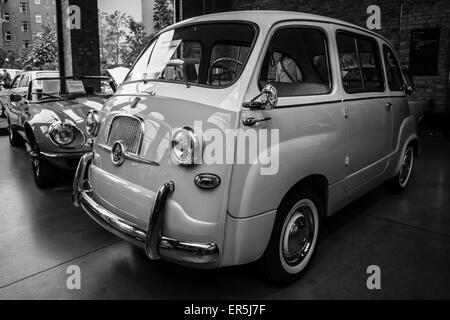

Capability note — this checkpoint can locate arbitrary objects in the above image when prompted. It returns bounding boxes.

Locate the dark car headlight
[85,111,101,137]
[49,121,76,146]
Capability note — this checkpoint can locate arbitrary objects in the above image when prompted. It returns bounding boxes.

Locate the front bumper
[72,152,220,268]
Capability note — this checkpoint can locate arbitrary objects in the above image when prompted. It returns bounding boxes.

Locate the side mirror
[402,68,414,96]
[10,94,22,102]
[406,85,413,96]
[243,84,278,110]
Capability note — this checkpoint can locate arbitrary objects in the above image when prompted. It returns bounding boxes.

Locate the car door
[382,43,410,153]
[228,21,347,218]
[335,29,392,192]
[9,73,30,127]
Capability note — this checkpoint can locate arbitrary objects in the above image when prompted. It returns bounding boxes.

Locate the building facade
[175,0,449,115]
[1,0,56,63]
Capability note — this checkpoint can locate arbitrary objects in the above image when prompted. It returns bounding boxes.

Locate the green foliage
[153,0,174,32]
[121,17,153,66]
[99,10,130,65]
[19,24,58,71]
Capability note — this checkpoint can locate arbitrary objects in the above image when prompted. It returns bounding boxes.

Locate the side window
[19,74,29,88]
[258,27,331,97]
[337,32,384,93]
[11,76,21,88]
[161,41,202,83]
[383,45,403,91]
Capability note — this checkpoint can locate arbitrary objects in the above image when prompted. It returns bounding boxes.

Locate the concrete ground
[0,134,449,300]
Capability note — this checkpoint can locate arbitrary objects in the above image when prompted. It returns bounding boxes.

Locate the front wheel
[30,139,61,189]
[8,122,25,147]
[389,146,414,192]
[258,188,321,285]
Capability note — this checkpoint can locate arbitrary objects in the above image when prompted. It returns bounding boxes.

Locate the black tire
[388,146,414,193]
[258,187,322,285]
[8,121,25,147]
[30,139,61,189]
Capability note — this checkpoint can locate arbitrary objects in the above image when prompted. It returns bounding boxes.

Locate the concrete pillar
[56,0,101,78]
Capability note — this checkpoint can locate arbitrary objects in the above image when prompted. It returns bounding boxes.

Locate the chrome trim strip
[97,143,160,166]
[80,190,147,241]
[41,151,86,158]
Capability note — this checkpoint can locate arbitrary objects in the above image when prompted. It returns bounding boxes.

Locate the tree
[20,24,58,70]
[121,17,153,66]
[153,0,174,33]
[99,11,130,66]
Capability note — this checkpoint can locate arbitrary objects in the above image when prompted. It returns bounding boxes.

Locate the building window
[20,3,28,13]
[34,0,41,4]
[35,14,42,23]
[4,12,10,22]
[5,31,12,41]
[24,40,30,48]
[21,22,30,32]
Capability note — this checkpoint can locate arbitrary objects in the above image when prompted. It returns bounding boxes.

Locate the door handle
[242,117,271,127]
[386,102,392,111]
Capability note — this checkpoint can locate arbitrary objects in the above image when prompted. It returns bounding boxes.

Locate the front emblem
[111,141,126,166]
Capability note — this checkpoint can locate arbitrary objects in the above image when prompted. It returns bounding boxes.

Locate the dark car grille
[107,116,143,154]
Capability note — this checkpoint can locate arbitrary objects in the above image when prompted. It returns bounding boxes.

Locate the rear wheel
[389,146,414,192]
[30,139,61,189]
[258,188,321,285]
[8,121,25,147]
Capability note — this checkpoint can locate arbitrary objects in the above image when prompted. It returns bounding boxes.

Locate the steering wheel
[208,57,243,85]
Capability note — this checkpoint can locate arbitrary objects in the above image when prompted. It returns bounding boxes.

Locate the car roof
[168,10,389,43]
[22,70,59,78]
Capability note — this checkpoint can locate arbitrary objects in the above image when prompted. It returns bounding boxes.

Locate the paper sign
[147,30,182,78]
[66,80,86,94]
[42,79,61,94]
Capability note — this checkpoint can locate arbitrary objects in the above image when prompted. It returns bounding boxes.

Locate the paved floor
[0,134,449,299]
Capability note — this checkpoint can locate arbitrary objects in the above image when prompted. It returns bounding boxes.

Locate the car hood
[28,95,109,128]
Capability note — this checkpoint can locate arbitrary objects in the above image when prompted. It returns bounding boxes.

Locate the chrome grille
[107,116,143,154]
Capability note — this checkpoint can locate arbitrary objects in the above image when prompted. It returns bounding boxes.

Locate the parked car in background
[6,75,115,188]
[73,11,420,284]
[0,71,23,118]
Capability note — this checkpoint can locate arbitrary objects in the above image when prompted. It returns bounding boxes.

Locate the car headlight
[171,127,201,165]
[49,121,75,146]
[85,111,100,137]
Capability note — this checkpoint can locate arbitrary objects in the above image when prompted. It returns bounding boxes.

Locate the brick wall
[196,0,450,114]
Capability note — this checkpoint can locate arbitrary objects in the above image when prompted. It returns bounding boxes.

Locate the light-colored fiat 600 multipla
[73,11,419,284]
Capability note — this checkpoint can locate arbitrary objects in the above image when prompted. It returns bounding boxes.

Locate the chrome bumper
[72,152,219,267]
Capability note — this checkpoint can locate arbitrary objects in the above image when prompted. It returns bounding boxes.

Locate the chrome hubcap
[282,203,315,266]
[399,148,413,186]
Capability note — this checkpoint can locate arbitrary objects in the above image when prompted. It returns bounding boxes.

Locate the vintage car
[73,11,420,284]
[6,74,115,188]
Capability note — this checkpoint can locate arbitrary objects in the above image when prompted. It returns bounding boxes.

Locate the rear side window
[337,32,384,93]
[19,74,29,88]
[383,45,403,91]
[258,27,331,97]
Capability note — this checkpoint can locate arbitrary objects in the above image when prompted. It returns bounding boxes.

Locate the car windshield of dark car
[124,22,257,87]
[30,77,114,102]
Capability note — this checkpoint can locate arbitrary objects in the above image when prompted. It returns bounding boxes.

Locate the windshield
[125,22,257,87]
[29,77,114,102]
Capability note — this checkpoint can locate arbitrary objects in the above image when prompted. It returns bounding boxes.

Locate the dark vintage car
[6,76,116,188]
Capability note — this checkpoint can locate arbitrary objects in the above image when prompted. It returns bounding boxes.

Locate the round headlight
[86,111,100,137]
[49,122,75,146]
[171,127,199,165]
